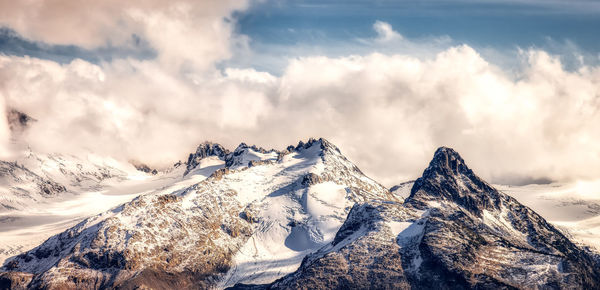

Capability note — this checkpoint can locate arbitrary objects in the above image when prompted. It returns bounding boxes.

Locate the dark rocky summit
[407,146,502,215]
[131,161,158,175]
[6,109,36,135]
[185,142,230,175]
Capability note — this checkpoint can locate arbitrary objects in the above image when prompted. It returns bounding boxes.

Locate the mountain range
[0,138,598,289]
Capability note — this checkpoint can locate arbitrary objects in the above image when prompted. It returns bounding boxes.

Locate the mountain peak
[267,148,600,289]
[289,137,341,155]
[232,142,274,154]
[426,146,471,177]
[184,142,229,175]
[6,108,36,135]
[406,146,499,215]
[184,138,344,175]
[414,146,480,187]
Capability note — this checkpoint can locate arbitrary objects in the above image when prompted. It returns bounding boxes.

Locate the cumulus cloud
[0,0,250,72]
[373,21,402,43]
[272,47,600,185]
[0,11,599,187]
[0,55,277,165]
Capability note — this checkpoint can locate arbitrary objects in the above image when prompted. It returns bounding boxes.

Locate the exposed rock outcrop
[185,142,230,175]
[6,109,36,135]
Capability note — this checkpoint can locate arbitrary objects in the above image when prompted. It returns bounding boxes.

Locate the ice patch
[285,226,321,251]
[387,221,412,236]
[395,221,426,247]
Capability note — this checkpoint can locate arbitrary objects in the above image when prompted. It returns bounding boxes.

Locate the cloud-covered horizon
[0,1,599,186]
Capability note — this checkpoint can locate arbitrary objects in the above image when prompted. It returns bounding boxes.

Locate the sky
[0,0,599,186]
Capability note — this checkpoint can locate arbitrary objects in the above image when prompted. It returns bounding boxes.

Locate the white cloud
[0,6,599,186]
[0,97,9,158]
[0,0,250,72]
[0,55,277,165]
[271,47,600,185]
[373,20,402,43]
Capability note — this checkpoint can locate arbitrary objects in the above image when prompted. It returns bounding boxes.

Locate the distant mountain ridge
[0,151,135,212]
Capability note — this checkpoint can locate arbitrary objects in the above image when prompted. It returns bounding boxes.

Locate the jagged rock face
[1,138,394,289]
[253,147,600,289]
[185,142,230,175]
[408,147,501,216]
[224,143,279,168]
[405,147,599,289]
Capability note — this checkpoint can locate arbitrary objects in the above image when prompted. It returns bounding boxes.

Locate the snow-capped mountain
[258,147,600,289]
[0,140,599,289]
[0,138,394,289]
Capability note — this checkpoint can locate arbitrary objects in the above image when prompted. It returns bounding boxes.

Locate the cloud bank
[0,3,599,186]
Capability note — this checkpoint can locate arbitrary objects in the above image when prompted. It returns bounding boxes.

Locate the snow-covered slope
[0,138,394,289]
[390,180,414,201]
[0,154,216,266]
[498,183,600,252]
[0,150,154,262]
[0,159,66,211]
[0,150,139,212]
[219,139,393,288]
[257,147,600,289]
[1,109,152,217]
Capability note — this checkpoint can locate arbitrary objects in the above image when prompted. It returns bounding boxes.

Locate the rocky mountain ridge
[250,147,600,289]
[1,141,599,289]
[0,138,394,289]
